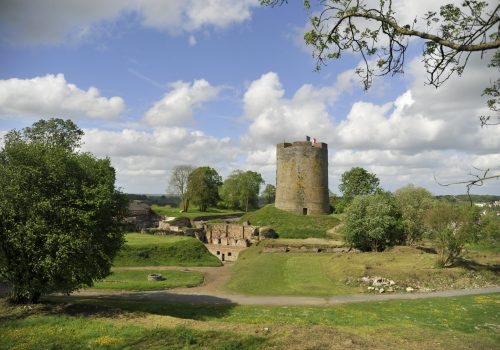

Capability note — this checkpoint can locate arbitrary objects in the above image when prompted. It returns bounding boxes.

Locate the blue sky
[0,0,499,195]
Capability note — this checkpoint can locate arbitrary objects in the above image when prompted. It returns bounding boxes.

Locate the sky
[0,0,499,195]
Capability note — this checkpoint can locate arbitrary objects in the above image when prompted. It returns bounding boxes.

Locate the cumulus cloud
[0,0,259,45]
[0,74,125,119]
[81,126,239,193]
[144,79,220,127]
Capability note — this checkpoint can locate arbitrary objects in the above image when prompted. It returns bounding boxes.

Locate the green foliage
[262,184,276,204]
[425,204,481,267]
[394,184,434,245]
[239,205,339,238]
[186,166,222,212]
[339,167,380,201]
[342,193,403,251]
[0,119,127,303]
[328,193,350,214]
[220,170,264,211]
[114,233,221,266]
[479,211,500,246]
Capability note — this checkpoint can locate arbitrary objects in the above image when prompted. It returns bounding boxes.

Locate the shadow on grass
[45,292,237,321]
[452,258,500,273]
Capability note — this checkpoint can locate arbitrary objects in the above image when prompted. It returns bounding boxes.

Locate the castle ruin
[275,140,330,215]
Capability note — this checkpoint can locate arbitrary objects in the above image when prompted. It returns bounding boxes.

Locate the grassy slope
[114,233,221,267]
[151,204,243,219]
[2,294,499,349]
[227,243,499,296]
[92,269,204,290]
[239,205,340,238]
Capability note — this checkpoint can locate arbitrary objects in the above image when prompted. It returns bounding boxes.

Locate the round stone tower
[275,141,330,215]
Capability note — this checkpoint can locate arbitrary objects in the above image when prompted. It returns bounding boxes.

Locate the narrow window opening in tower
[303,208,308,215]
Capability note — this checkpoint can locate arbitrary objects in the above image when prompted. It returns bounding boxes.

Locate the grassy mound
[227,243,500,296]
[114,233,221,267]
[239,205,340,238]
[92,269,204,291]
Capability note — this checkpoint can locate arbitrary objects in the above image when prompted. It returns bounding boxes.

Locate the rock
[242,220,251,226]
[360,276,370,283]
[147,273,165,281]
[387,287,394,292]
[342,339,353,346]
[406,287,414,292]
[259,226,278,239]
[379,288,385,293]
[368,286,375,291]
[389,280,396,286]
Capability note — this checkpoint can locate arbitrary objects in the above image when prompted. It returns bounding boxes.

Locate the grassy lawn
[114,233,221,267]
[227,243,500,296]
[91,269,204,291]
[2,294,498,349]
[239,205,340,238]
[151,204,244,219]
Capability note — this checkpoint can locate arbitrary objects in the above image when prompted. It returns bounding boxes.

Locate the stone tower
[275,141,330,215]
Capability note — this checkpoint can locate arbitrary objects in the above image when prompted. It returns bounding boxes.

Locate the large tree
[0,119,127,303]
[262,184,277,204]
[168,165,194,212]
[186,166,223,212]
[263,0,500,125]
[339,167,380,200]
[220,170,265,212]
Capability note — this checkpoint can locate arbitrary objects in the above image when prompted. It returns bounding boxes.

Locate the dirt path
[75,264,500,306]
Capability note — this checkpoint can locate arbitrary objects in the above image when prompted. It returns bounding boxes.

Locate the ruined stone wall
[205,223,259,247]
[275,141,330,214]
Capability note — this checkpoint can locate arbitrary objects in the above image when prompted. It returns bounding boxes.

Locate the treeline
[167,165,275,213]
[331,167,499,267]
[435,194,500,203]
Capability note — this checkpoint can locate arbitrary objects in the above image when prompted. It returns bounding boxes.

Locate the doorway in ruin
[221,253,225,261]
[302,208,308,215]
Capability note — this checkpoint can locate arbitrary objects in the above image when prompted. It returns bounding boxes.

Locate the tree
[168,165,194,212]
[0,119,127,303]
[424,203,480,267]
[342,192,403,251]
[263,184,276,204]
[394,184,434,245]
[186,167,222,212]
[263,0,500,124]
[339,167,380,201]
[220,170,264,211]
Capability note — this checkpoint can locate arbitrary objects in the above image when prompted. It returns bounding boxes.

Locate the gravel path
[74,264,500,305]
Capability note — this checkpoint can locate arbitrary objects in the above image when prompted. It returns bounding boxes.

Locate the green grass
[227,244,500,296]
[151,204,244,219]
[0,302,267,349]
[114,233,221,267]
[17,293,499,349]
[239,205,340,238]
[91,269,204,290]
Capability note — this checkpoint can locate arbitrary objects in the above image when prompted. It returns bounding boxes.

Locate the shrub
[342,192,403,251]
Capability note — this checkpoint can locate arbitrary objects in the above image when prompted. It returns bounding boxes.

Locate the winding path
[73,265,500,306]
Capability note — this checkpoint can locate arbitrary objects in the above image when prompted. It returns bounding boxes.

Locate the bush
[424,204,480,267]
[341,192,403,251]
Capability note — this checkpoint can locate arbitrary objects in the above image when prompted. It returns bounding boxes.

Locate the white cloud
[0,0,260,45]
[81,126,239,193]
[0,74,125,119]
[144,79,220,127]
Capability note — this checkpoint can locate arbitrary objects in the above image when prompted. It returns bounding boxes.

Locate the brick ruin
[203,223,264,262]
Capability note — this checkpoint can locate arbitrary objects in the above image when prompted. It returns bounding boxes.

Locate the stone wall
[275,141,330,215]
